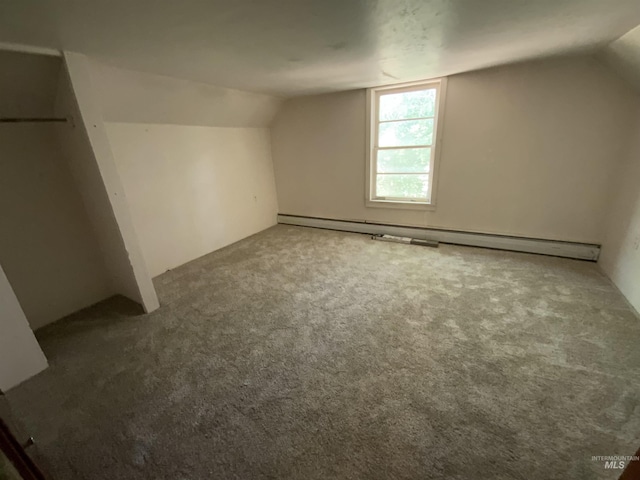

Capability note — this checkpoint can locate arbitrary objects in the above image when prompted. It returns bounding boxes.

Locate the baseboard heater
[277,214,600,261]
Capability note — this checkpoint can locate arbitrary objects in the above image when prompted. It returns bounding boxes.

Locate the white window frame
[365,78,447,210]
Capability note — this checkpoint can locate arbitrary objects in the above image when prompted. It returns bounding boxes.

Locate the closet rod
[0,117,67,123]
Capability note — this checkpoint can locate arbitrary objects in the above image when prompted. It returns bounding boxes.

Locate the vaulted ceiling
[601,25,640,89]
[1,0,639,96]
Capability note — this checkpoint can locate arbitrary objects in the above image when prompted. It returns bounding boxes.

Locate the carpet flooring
[6,225,640,479]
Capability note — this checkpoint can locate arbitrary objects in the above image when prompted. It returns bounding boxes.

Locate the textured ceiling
[0,0,639,96]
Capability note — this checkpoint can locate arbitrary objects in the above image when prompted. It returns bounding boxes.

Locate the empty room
[1,1,640,479]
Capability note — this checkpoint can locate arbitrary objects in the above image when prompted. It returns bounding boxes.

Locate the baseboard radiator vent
[277,214,600,261]
[372,234,439,248]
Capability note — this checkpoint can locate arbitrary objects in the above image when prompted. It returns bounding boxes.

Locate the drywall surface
[271,56,639,244]
[88,61,281,277]
[0,50,111,329]
[106,123,279,277]
[56,52,159,312]
[89,61,281,127]
[599,112,640,313]
[600,25,640,90]
[0,264,47,391]
[1,1,640,95]
[0,49,60,117]
[0,124,112,329]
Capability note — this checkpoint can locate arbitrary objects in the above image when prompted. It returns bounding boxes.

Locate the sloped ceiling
[600,25,640,90]
[90,61,282,127]
[0,0,639,97]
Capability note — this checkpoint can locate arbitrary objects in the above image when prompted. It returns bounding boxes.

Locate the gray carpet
[6,225,640,479]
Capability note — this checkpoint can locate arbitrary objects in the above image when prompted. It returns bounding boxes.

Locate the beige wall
[599,111,640,314]
[107,124,278,277]
[0,50,113,329]
[90,63,281,277]
[272,56,639,244]
[0,124,112,329]
[58,52,159,313]
[0,264,47,391]
[0,50,59,117]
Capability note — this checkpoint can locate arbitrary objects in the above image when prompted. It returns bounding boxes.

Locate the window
[366,79,447,208]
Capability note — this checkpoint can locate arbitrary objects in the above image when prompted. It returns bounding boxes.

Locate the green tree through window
[373,85,439,201]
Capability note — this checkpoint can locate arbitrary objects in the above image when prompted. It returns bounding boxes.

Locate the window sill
[366,199,436,211]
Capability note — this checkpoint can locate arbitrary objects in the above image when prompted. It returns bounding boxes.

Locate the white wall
[0,124,113,329]
[107,124,279,277]
[88,62,281,277]
[272,56,639,244]
[56,53,159,312]
[599,111,640,314]
[0,264,48,391]
[0,50,112,329]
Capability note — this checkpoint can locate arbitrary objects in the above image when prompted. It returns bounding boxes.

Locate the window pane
[378,119,433,147]
[379,88,436,121]
[377,148,430,173]
[376,174,428,199]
